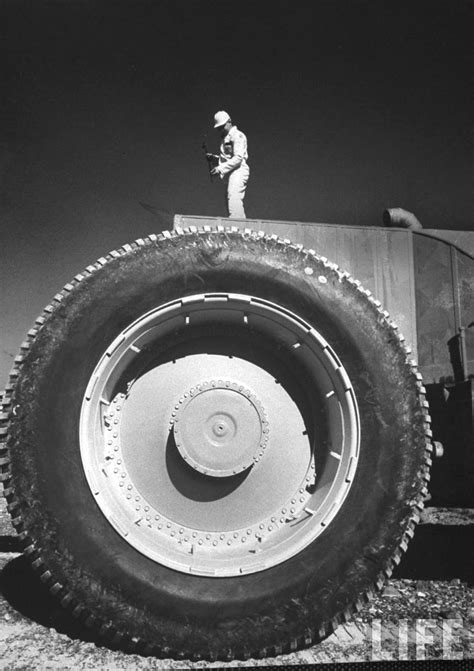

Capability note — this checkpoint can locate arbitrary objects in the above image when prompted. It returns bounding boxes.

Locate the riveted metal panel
[413,233,474,383]
[456,248,474,378]
[413,235,455,383]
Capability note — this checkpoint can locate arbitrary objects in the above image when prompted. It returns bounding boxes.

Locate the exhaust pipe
[383,208,423,230]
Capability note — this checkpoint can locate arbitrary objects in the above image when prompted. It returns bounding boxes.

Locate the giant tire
[1,228,432,660]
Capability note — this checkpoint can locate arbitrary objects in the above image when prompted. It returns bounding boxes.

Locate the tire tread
[1,226,433,660]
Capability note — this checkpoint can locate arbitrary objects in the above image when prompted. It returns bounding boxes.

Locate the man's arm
[202,139,219,181]
[212,132,246,176]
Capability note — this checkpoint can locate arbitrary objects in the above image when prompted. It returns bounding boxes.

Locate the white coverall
[214,125,249,218]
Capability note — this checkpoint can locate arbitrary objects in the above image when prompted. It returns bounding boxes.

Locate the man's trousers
[226,163,249,218]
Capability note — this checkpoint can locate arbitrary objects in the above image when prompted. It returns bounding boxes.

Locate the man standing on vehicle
[210,111,249,218]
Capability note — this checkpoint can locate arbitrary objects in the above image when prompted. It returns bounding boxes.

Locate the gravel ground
[358,578,473,623]
[0,492,472,667]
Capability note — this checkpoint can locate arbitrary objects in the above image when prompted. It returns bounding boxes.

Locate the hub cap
[173,381,268,477]
[80,293,360,576]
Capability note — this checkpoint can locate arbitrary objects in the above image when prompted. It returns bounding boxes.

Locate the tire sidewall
[9,231,427,648]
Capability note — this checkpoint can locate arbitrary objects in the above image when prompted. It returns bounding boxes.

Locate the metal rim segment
[80,293,360,577]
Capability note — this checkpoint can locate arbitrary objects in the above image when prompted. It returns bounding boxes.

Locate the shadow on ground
[393,523,473,585]
[0,522,472,646]
[0,554,101,645]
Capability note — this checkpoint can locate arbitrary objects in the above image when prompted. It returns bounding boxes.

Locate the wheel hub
[173,381,268,477]
[80,292,360,577]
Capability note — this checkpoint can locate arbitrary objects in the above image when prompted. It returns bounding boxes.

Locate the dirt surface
[0,493,472,667]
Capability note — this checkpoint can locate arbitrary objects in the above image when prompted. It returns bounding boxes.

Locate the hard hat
[213,110,230,128]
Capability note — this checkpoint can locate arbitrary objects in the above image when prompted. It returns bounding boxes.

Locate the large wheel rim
[80,292,360,577]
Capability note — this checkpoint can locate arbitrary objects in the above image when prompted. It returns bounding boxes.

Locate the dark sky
[0,0,473,384]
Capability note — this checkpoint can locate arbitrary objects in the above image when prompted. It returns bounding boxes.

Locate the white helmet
[213,110,231,128]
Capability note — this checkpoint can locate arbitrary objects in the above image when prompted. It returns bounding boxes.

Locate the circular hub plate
[80,293,360,577]
[173,381,268,477]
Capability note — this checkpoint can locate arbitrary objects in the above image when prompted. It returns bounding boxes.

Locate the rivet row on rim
[102,392,317,552]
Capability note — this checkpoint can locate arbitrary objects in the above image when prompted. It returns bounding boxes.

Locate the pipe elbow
[383,208,423,230]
